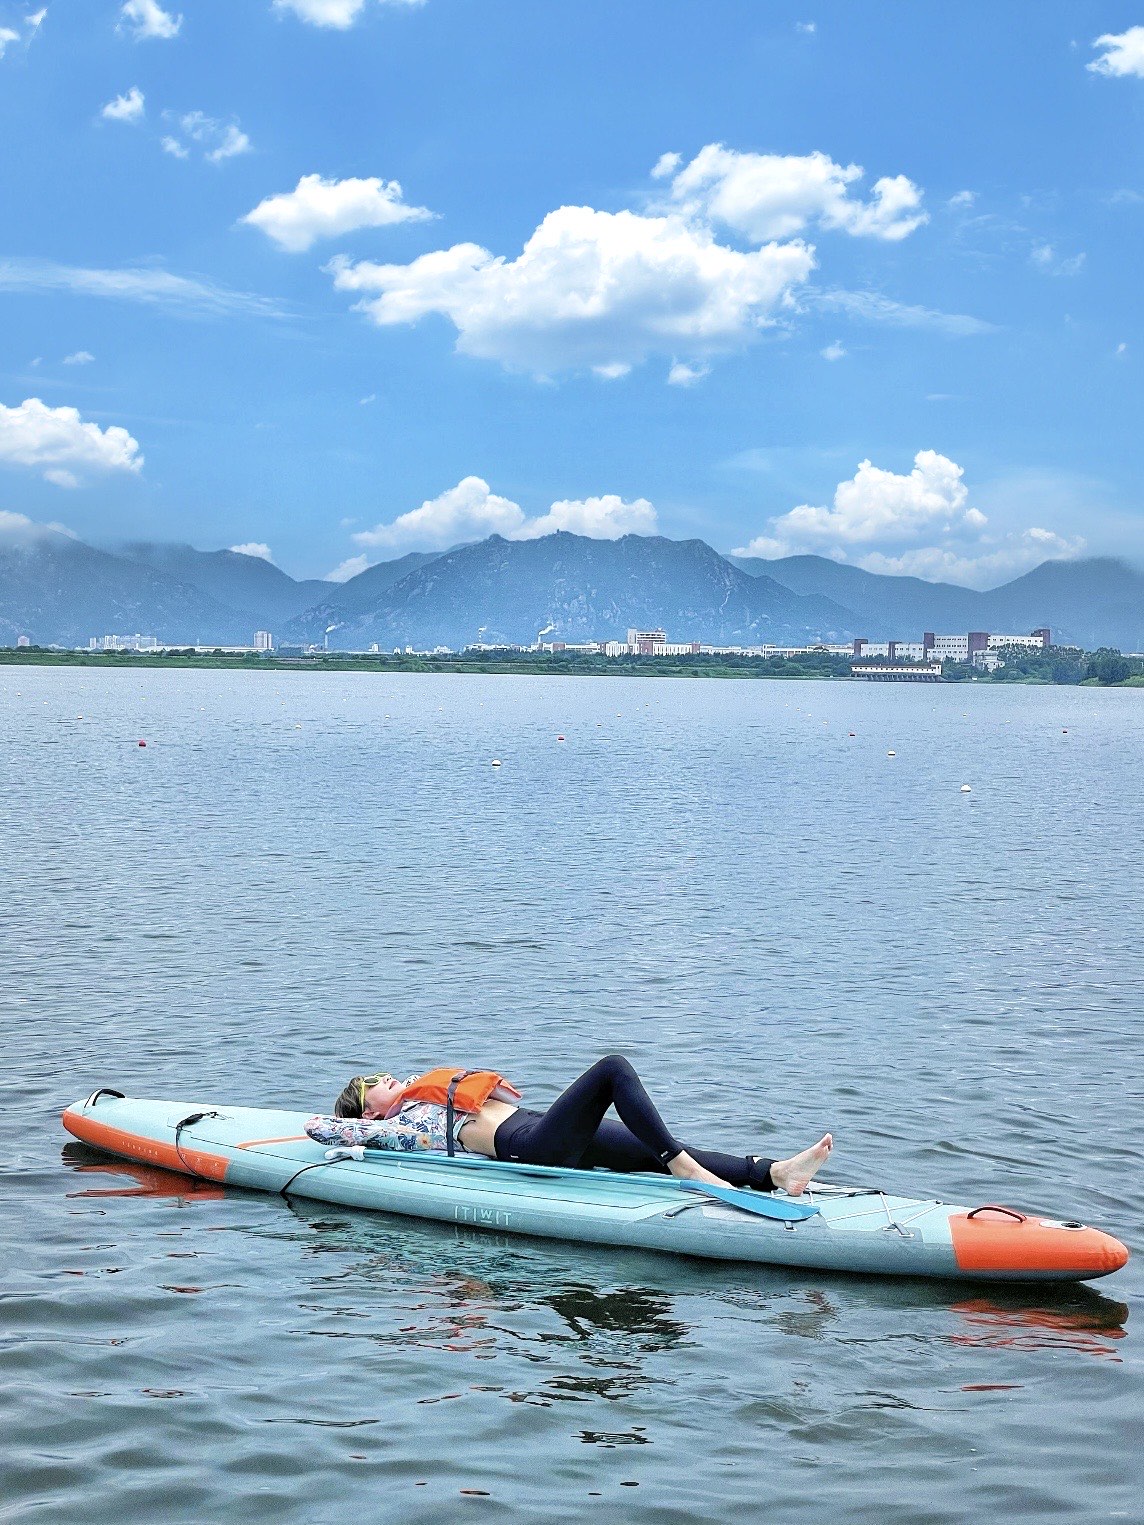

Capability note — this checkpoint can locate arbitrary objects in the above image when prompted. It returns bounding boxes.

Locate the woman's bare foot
[667,1150,732,1190]
[768,1134,833,1196]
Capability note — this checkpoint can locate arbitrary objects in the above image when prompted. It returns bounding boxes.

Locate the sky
[1,1,1142,587]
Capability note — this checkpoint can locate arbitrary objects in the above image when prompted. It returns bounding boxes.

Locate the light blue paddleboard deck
[61,1093,1129,1284]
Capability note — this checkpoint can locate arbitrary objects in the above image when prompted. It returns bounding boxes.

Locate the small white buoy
[887,749,896,757]
[491,759,502,767]
[960,784,972,793]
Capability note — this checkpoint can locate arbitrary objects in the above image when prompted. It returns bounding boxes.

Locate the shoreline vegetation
[2,645,1143,686]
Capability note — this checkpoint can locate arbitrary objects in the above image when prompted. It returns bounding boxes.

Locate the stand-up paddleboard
[62,1091,1130,1284]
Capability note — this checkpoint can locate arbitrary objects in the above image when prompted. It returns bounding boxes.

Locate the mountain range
[1,526,1142,653]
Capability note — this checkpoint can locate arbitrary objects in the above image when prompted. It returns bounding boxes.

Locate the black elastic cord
[279,1160,339,1199]
[172,1111,222,1177]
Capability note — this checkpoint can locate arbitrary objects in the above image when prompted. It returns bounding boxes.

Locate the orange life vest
[384,1067,521,1122]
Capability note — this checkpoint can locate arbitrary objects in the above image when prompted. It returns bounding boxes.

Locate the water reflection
[949,1292,1129,1359]
[61,1142,225,1202]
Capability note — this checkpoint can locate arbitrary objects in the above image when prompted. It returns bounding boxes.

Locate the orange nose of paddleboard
[950,1207,1129,1280]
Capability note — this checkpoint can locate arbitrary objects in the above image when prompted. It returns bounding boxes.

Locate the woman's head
[332,1073,402,1119]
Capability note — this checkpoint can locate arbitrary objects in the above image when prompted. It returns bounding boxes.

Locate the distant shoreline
[3,647,1143,686]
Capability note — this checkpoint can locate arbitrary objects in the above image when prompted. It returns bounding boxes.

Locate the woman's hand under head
[361,1075,403,1119]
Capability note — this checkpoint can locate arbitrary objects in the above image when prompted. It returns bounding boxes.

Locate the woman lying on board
[305,1054,832,1195]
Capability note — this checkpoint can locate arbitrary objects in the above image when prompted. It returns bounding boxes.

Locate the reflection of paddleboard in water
[63,1092,1130,1285]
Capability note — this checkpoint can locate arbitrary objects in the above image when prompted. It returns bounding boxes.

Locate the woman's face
[361,1075,402,1119]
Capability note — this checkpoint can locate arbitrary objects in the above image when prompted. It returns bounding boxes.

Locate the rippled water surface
[2,668,1141,1523]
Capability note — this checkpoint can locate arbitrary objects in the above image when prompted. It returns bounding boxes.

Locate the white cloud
[353,476,526,549]
[63,350,95,365]
[241,173,433,252]
[44,468,79,489]
[351,476,658,550]
[101,86,145,123]
[325,554,370,582]
[651,151,682,181]
[26,9,47,29]
[0,508,74,541]
[119,1,181,40]
[731,451,1085,587]
[667,360,710,386]
[796,21,816,34]
[514,494,657,541]
[947,189,976,209]
[1088,26,1144,78]
[821,340,846,361]
[814,288,997,335]
[230,542,273,561]
[273,0,425,28]
[1116,341,1128,356]
[664,144,927,242]
[1030,243,1085,276]
[0,397,143,484]
[856,529,1085,586]
[328,205,815,377]
[736,451,984,555]
[0,257,286,318]
[0,26,21,57]
[163,112,251,163]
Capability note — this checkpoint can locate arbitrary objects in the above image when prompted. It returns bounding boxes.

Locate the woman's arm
[304,1115,441,1153]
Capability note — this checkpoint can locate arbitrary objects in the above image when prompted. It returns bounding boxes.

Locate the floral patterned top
[305,1095,473,1155]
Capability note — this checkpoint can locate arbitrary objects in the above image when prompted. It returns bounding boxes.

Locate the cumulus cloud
[328,205,815,377]
[663,145,927,242]
[241,173,433,252]
[163,111,251,163]
[737,451,984,555]
[0,257,286,318]
[0,397,143,484]
[273,0,425,26]
[731,451,1084,587]
[1088,26,1144,78]
[102,86,145,123]
[325,143,938,379]
[230,542,273,561]
[119,0,182,40]
[351,476,658,550]
[514,493,657,540]
[324,553,370,582]
[63,350,95,365]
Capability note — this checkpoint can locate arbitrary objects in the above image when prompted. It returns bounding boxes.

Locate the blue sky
[1,0,1142,586]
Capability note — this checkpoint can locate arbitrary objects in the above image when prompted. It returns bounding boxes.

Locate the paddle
[680,1182,820,1222]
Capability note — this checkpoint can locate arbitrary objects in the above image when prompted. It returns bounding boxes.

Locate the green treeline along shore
[3,645,1143,686]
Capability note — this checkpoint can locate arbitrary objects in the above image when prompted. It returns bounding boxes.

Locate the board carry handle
[966,1204,1027,1222]
[82,1088,125,1109]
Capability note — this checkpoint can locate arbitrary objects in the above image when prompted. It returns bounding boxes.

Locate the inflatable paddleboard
[62,1092,1129,1284]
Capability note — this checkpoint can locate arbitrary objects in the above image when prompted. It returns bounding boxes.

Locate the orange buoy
[138,740,147,748]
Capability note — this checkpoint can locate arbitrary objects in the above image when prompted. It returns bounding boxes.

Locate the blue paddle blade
[681,1182,820,1221]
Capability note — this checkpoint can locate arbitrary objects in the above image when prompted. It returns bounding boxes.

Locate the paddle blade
[681,1182,820,1222]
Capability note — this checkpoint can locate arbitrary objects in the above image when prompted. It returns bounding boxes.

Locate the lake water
[1,667,1141,1523]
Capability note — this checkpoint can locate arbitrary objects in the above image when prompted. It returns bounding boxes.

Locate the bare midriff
[457,1098,519,1158]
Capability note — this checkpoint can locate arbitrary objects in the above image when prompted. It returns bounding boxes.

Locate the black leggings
[492,1055,774,1191]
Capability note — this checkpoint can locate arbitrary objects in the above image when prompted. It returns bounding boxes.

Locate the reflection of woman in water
[309,1054,832,1195]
